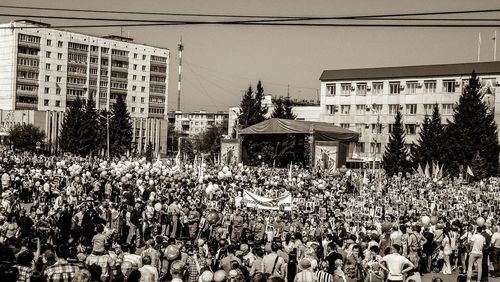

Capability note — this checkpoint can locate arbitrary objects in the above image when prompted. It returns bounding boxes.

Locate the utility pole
[177,38,184,111]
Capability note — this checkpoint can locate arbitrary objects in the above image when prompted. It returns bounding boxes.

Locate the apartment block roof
[320,61,500,81]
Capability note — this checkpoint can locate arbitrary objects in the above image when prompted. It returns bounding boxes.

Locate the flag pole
[478,32,482,62]
[494,30,497,61]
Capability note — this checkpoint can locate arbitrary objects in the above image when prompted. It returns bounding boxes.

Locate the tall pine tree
[253,80,268,123]
[109,95,133,156]
[238,81,268,129]
[80,95,102,156]
[382,109,411,177]
[444,71,499,178]
[412,104,444,169]
[59,96,84,154]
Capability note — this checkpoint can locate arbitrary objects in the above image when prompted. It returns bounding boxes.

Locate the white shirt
[381,253,411,281]
[470,233,486,255]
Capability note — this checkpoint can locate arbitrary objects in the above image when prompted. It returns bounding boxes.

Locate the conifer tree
[271,97,297,119]
[109,95,133,156]
[444,71,499,178]
[59,96,84,154]
[382,110,410,176]
[238,81,269,129]
[80,95,102,156]
[412,104,445,169]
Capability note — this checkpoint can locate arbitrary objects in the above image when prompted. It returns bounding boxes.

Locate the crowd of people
[0,149,499,282]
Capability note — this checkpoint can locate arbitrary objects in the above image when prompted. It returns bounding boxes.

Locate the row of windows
[67,77,86,85]
[44,87,61,95]
[326,103,455,115]
[111,49,129,57]
[326,80,464,96]
[111,61,128,68]
[131,107,145,113]
[18,58,39,67]
[110,82,128,89]
[67,89,85,96]
[68,42,89,51]
[149,97,165,104]
[68,53,87,63]
[344,122,420,136]
[18,34,40,43]
[17,84,38,91]
[150,85,166,94]
[45,51,63,60]
[150,65,167,73]
[42,99,61,107]
[149,107,165,114]
[151,55,167,63]
[131,86,146,92]
[111,72,128,79]
[150,75,166,83]
[18,47,39,55]
[355,142,382,154]
[17,71,38,80]
[46,64,62,71]
[133,53,148,60]
[67,65,87,74]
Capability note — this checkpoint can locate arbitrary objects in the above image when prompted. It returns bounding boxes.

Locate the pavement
[420,271,500,282]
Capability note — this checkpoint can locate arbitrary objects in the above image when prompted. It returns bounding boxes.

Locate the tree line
[383,71,499,180]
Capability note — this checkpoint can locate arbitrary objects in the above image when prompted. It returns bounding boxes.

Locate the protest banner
[241,190,292,211]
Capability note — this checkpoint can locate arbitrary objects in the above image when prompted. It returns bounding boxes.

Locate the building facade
[0,110,168,154]
[319,61,500,163]
[169,111,229,137]
[0,20,169,119]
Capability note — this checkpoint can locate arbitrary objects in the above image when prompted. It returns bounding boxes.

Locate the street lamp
[99,112,115,159]
[368,103,381,174]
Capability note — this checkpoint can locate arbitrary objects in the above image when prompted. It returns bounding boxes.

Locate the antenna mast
[177,38,184,111]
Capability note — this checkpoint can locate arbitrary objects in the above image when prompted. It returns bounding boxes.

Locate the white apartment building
[0,20,169,119]
[319,61,500,163]
[171,111,229,137]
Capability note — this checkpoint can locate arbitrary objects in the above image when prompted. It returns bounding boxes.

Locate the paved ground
[420,272,500,282]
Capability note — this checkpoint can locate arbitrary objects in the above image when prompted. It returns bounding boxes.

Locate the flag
[417,163,424,176]
[467,166,474,177]
[288,162,293,181]
[424,162,430,178]
[437,164,444,179]
[363,171,369,185]
[432,162,437,178]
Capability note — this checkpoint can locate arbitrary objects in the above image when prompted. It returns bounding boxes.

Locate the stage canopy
[239,118,359,142]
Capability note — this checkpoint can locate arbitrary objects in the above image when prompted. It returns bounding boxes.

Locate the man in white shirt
[467,226,486,282]
[138,255,159,282]
[380,244,415,282]
[491,226,500,277]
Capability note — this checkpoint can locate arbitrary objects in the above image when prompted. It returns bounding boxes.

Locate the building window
[44,99,49,106]
[132,96,136,102]
[46,39,51,46]
[340,84,351,95]
[46,63,50,70]
[142,65,146,71]
[142,76,146,81]
[340,105,350,114]
[356,104,366,114]
[423,104,434,115]
[443,80,456,93]
[370,143,382,154]
[45,75,50,82]
[372,82,383,94]
[57,41,63,47]
[140,108,144,113]
[424,80,436,93]
[56,88,61,95]
[141,87,145,92]
[355,124,365,137]
[389,82,400,94]
[388,124,394,134]
[133,75,137,80]
[133,64,137,70]
[55,100,60,107]
[56,77,61,83]
[356,83,367,96]
[406,104,417,115]
[132,86,137,91]
[44,87,49,94]
[141,97,145,103]
[46,51,51,58]
[326,105,337,115]
[57,65,62,71]
[372,104,383,113]
[326,84,335,96]
[132,107,136,112]
[371,124,382,134]
[142,55,146,60]
[389,104,400,115]
[57,53,62,59]
[442,103,454,115]
[406,124,417,135]
[356,142,365,153]
[134,53,138,59]
[406,81,418,94]
[340,123,350,129]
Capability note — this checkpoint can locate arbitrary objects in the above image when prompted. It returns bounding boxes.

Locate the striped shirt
[315,270,334,282]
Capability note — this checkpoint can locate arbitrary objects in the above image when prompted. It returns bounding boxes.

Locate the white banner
[241,190,292,211]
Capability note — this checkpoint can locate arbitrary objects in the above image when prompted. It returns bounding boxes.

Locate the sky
[1,0,500,111]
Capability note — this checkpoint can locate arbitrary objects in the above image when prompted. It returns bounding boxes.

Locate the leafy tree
[194,122,228,155]
[109,95,133,156]
[80,95,102,156]
[59,96,84,154]
[382,110,411,177]
[9,124,45,152]
[412,104,444,170]
[145,142,154,161]
[444,71,499,178]
[271,97,297,119]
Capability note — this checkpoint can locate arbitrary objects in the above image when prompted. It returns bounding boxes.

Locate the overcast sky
[1,0,500,111]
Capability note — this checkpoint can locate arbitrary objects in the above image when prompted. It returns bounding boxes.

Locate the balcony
[16,89,38,97]
[68,60,87,67]
[17,52,39,59]
[15,102,38,110]
[68,71,87,78]
[111,53,129,61]
[67,83,87,89]
[110,76,128,82]
[68,48,88,55]
[111,65,128,73]
[148,112,164,118]
[16,77,39,85]
[110,88,128,94]
[17,64,39,72]
[150,70,166,76]
[150,59,167,66]
[18,40,40,49]
[149,80,166,85]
